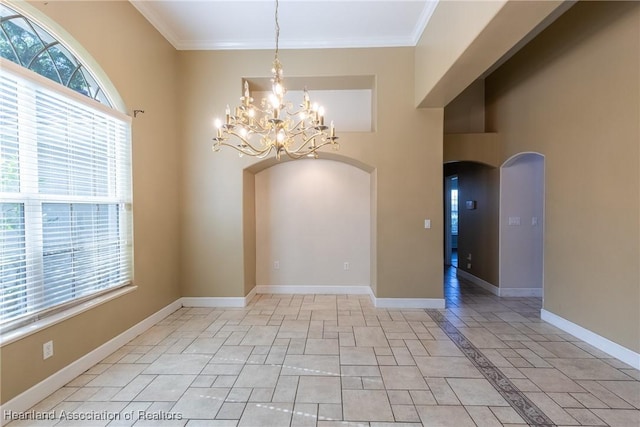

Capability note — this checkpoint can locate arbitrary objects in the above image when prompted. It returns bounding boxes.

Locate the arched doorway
[499,152,545,297]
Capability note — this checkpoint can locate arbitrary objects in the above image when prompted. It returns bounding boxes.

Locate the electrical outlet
[273,261,280,270]
[344,262,350,271]
[43,340,53,360]
[467,263,472,269]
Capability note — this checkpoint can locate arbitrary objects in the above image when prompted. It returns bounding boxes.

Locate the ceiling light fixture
[212,0,338,160]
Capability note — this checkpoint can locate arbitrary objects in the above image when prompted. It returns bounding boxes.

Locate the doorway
[499,152,544,297]
[444,175,458,267]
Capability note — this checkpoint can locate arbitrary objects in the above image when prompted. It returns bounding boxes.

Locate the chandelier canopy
[212,0,338,160]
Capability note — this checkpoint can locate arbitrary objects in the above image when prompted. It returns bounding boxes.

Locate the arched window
[0,4,132,333]
[0,3,110,105]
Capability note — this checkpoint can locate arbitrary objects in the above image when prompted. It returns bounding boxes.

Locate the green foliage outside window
[0,4,110,105]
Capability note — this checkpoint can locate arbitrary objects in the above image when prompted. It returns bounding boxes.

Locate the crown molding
[130,0,182,50]
[412,0,439,45]
[131,0,439,51]
[174,36,416,51]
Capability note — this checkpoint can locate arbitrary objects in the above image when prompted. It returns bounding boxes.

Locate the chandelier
[212,0,338,160]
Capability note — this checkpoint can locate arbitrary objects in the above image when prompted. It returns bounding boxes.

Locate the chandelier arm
[234,111,276,133]
[246,105,272,117]
[280,150,309,160]
[226,130,274,154]
[283,139,336,159]
[218,139,275,158]
[288,120,318,133]
[282,126,309,137]
[285,132,326,154]
[285,108,311,117]
[247,122,272,133]
[284,120,323,135]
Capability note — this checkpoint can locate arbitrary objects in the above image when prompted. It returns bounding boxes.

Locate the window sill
[0,285,137,347]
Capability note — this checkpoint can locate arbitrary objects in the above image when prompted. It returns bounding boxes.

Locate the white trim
[0,58,130,123]
[130,0,424,51]
[255,285,443,309]
[0,299,182,425]
[181,297,246,308]
[541,309,640,370]
[244,287,257,304]
[372,297,445,309]
[175,37,416,51]
[181,287,257,308]
[457,269,542,297]
[499,287,542,297]
[0,286,137,347]
[456,269,499,296]
[411,0,439,45]
[129,0,182,51]
[255,285,372,295]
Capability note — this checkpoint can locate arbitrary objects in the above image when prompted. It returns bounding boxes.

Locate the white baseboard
[456,270,542,297]
[244,287,257,303]
[255,285,372,295]
[456,269,499,295]
[181,287,257,308]
[541,309,640,370]
[0,299,182,426]
[372,297,445,309]
[256,285,444,309]
[499,287,542,297]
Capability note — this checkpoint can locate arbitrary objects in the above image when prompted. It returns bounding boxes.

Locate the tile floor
[7,267,640,426]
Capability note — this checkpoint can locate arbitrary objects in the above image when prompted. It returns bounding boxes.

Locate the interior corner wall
[0,1,181,404]
[178,47,444,301]
[243,170,257,296]
[486,1,640,352]
[445,162,499,287]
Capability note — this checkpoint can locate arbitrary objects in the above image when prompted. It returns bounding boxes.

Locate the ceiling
[130,1,439,50]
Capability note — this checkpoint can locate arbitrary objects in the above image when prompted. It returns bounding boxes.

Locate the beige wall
[1,1,181,403]
[414,0,566,108]
[414,0,505,107]
[178,47,444,300]
[444,79,486,135]
[486,1,640,351]
[443,133,500,168]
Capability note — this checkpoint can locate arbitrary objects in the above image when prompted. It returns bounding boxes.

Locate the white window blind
[0,64,132,332]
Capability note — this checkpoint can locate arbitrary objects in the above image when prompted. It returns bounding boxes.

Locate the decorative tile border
[427,310,556,427]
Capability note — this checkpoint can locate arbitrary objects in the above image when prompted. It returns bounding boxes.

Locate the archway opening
[243,156,376,295]
[499,152,545,297]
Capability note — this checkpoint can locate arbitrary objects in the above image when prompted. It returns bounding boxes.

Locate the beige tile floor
[6,268,640,426]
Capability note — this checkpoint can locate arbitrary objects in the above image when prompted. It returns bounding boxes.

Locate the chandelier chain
[274,0,280,61]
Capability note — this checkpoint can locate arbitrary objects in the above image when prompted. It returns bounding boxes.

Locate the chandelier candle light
[212,0,338,160]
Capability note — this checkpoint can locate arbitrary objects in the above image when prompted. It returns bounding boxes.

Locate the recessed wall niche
[254,159,372,289]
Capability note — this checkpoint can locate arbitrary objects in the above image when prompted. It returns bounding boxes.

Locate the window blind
[0,64,132,332]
